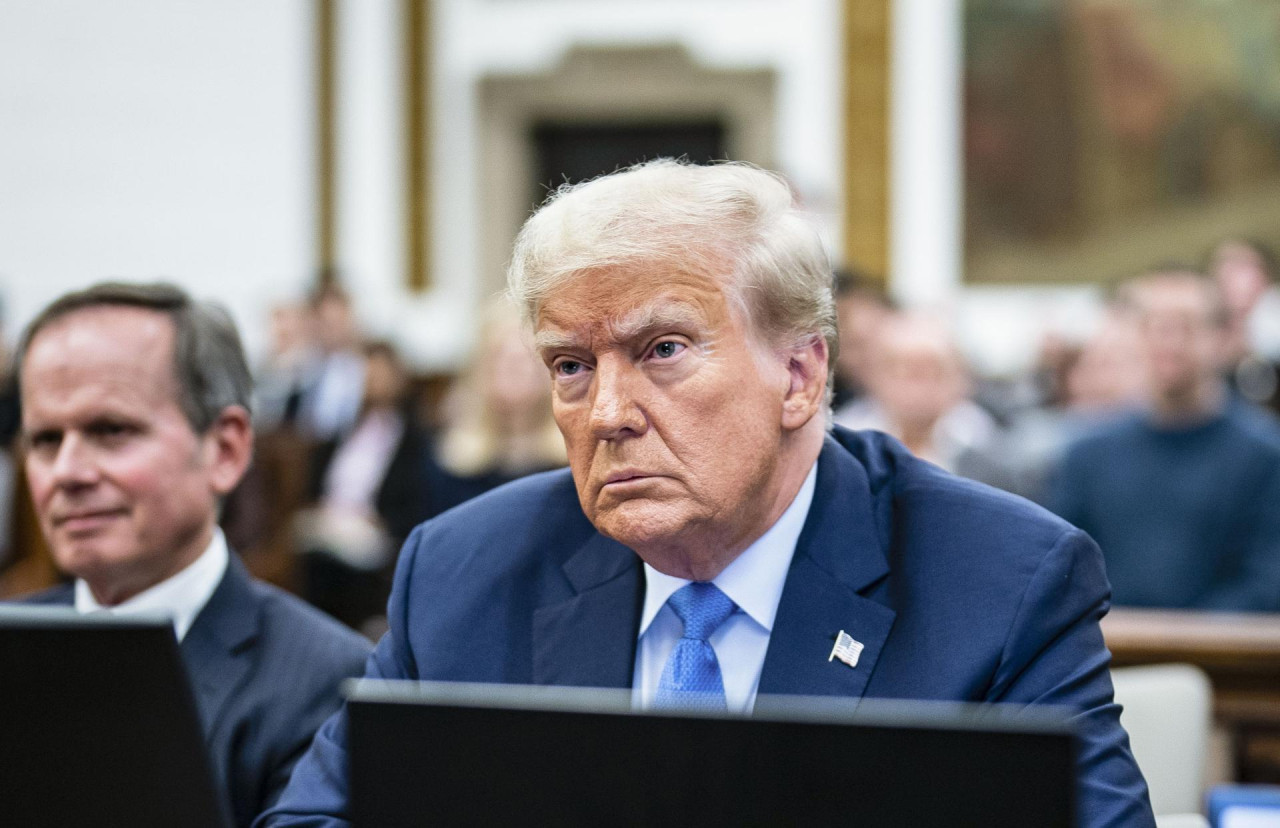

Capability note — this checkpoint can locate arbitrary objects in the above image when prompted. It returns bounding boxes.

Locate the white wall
[0,0,1081,377]
[0,0,314,360]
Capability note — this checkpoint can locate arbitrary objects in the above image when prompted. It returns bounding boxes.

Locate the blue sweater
[1049,404,1280,611]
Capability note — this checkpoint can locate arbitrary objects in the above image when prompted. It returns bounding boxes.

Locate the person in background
[297,284,365,441]
[253,300,320,431]
[835,310,998,473]
[13,282,371,827]
[830,266,893,411]
[1207,237,1280,413]
[984,301,1148,504]
[1061,301,1147,414]
[296,340,433,631]
[1049,267,1280,611]
[427,299,566,515]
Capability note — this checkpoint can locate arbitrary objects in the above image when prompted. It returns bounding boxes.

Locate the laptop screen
[347,680,1077,828]
[0,606,230,828]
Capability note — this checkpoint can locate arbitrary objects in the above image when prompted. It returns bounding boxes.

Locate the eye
[650,341,685,360]
[25,431,61,453]
[554,359,586,378]
[86,420,137,443]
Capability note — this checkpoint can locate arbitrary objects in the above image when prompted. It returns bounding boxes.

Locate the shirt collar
[638,461,819,637]
[74,528,230,642]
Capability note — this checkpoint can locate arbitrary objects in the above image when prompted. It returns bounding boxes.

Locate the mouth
[53,509,127,533]
[602,470,663,488]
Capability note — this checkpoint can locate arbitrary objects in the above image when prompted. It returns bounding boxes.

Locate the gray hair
[17,281,253,433]
[506,159,838,368]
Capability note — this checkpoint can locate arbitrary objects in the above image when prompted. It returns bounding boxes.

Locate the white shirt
[74,528,230,643]
[632,462,818,713]
[302,350,366,439]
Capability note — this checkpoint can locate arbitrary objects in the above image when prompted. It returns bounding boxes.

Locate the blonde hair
[506,158,838,365]
[437,299,566,477]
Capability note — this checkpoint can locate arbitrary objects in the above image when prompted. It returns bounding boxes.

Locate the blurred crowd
[833,237,1280,614]
[2,237,1279,631]
[214,284,566,634]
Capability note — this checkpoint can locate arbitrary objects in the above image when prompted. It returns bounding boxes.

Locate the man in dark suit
[261,160,1154,827]
[16,282,371,827]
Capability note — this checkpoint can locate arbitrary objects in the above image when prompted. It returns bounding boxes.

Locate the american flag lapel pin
[828,630,864,669]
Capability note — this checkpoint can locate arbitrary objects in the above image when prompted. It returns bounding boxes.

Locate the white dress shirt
[632,462,818,713]
[74,528,230,642]
[302,350,366,439]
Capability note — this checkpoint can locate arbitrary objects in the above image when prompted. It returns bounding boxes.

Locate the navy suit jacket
[27,554,371,828]
[260,428,1154,827]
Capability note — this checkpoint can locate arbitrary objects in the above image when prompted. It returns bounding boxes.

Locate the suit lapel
[532,533,641,689]
[179,556,259,736]
[757,436,896,705]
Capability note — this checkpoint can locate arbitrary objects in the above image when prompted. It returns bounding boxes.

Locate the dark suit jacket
[259,428,1154,827]
[308,413,435,547]
[28,555,371,828]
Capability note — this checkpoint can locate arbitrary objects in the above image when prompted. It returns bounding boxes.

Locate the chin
[592,500,695,553]
[51,540,129,582]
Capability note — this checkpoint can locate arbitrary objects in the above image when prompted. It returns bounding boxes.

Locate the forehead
[534,266,736,341]
[22,306,179,408]
[1137,278,1217,320]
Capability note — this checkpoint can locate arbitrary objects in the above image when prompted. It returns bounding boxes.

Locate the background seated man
[15,282,371,827]
[260,160,1153,828]
[1049,268,1280,611]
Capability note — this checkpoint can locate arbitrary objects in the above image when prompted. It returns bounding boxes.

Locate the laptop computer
[0,606,231,828]
[347,679,1077,827]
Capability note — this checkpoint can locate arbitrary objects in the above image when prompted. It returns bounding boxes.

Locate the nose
[588,356,647,441]
[49,433,101,489]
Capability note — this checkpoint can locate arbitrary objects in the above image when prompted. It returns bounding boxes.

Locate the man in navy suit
[261,160,1154,826]
[17,282,371,827]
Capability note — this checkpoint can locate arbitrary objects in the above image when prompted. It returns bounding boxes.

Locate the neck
[1149,379,1225,426]
[84,524,214,606]
[895,418,937,459]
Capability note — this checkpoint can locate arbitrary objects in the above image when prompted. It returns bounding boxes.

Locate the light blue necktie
[653,582,737,712]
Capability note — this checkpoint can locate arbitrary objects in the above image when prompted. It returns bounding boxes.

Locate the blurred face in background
[1133,274,1227,412]
[1065,310,1146,412]
[835,292,892,394]
[362,346,407,411]
[268,303,312,360]
[484,317,551,421]
[1210,241,1270,325]
[313,292,359,353]
[868,314,968,432]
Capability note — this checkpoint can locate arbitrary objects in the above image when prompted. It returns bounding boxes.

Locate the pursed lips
[598,470,675,496]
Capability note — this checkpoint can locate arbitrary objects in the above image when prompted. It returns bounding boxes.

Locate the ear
[780,335,830,432]
[202,406,254,496]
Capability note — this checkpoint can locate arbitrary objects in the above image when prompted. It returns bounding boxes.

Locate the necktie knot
[667,581,736,641]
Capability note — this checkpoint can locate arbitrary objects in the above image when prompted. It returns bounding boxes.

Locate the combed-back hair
[17,281,253,432]
[506,158,838,369]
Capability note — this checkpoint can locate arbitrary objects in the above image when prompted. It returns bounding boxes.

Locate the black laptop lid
[0,606,230,828]
[347,680,1077,828]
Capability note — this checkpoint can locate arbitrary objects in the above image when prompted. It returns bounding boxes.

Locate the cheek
[551,403,594,470]
[24,462,54,507]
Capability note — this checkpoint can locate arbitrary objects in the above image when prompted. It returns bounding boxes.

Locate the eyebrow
[533,300,706,355]
[610,302,704,342]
